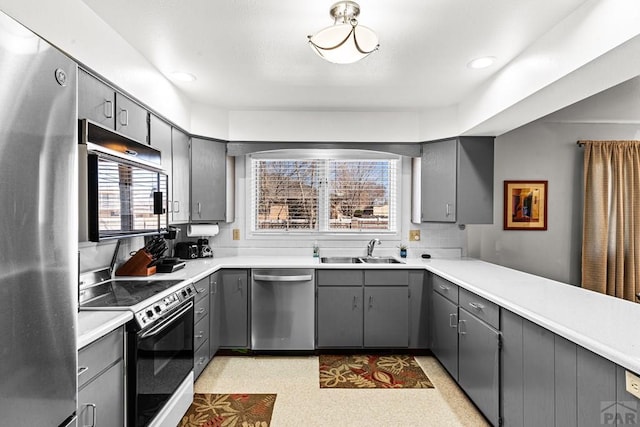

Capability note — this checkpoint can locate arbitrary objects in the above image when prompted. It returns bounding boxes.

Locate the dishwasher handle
[253,274,313,282]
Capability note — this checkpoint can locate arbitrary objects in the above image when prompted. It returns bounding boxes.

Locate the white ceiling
[81,0,589,112]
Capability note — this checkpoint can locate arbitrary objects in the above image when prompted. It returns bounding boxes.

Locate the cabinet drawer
[193,277,210,303]
[194,342,210,379]
[78,327,124,389]
[459,287,499,329]
[432,274,459,304]
[195,314,210,350]
[317,269,364,286]
[194,294,209,324]
[364,269,409,286]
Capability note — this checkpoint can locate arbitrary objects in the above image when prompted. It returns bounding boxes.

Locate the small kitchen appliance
[175,241,199,259]
[197,238,213,258]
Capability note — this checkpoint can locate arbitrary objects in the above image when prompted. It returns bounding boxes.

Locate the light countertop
[78,310,132,349]
[77,255,640,373]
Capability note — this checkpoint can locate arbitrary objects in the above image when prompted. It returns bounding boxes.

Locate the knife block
[115,250,156,276]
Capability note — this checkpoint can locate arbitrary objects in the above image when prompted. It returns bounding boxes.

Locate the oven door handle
[140,301,193,339]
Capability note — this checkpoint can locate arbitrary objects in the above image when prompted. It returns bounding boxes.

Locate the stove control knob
[154,306,161,313]
[146,310,153,318]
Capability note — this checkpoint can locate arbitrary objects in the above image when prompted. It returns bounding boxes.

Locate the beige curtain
[581,140,640,302]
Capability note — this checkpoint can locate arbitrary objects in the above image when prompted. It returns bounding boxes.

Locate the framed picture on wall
[504,180,548,230]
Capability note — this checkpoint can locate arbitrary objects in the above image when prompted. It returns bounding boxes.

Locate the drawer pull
[458,319,467,335]
[195,332,205,339]
[77,366,89,376]
[197,357,207,365]
[196,308,206,314]
[439,285,449,291]
[449,313,457,328]
[468,302,484,310]
[197,287,206,294]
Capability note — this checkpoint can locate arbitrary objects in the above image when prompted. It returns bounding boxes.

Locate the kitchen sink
[360,257,404,264]
[320,256,404,264]
[320,257,363,264]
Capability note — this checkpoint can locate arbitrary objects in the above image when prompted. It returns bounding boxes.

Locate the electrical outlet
[232,229,240,240]
[409,230,421,241]
[626,371,640,399]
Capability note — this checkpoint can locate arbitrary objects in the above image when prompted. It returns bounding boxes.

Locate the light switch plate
[232,229,240,240]
[626,371,640,399]
[409,230,421,241]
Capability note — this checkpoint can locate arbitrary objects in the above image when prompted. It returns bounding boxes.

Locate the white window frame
[245,149,401,241]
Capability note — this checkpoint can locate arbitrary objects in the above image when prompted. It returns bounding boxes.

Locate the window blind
[250,155,397,233]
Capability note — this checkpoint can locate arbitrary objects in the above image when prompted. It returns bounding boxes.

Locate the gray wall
[467,76,640,285]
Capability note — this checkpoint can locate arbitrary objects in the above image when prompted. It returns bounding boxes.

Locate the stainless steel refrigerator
[0,10,78,427]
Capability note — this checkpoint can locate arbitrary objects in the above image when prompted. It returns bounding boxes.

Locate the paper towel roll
[187,224,220,237]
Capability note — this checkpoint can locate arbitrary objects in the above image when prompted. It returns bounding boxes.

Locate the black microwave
[79,120,167,242]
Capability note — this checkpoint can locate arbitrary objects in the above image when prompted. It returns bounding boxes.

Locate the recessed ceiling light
[467,56,496,69]
[170,71,197,82]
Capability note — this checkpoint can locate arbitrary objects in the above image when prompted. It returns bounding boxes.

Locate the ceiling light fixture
[467,56,496,69]
[170,71,197,82]
[307,1,379,64]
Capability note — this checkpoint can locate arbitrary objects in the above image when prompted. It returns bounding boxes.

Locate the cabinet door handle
[104,99,113,118]
[237,278,242,293]
[119,108,129,126]
[77,366,89,376]
[368,295,373,309]
[195,332,205,339]
[449,313,458,328]
[458,319,467,335]
[468,302,484,310]
[211,281,217,294]
[352,295,358,309]
[197,357,207,365]
[439,285,449,291]
[173,200,180,213]
[196,308,206,314]
[445,203,452,217]
[84,403,97,427]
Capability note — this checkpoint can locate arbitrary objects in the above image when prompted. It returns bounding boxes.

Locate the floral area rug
[178,393,276,427]
[319,354,434,389]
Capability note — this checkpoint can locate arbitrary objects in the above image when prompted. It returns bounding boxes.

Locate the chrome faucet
[366,238,381,257]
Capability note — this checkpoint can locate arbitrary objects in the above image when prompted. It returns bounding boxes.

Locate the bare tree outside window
[252,156,397,233]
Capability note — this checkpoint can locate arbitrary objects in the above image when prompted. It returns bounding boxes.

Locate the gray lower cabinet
[209,271,221,358]
[316,286,363,347]
[364,286,409,347]
[190,137,226,222]
[501,307,636,427]
[431,291,459,379]
[193,277,210,379]
[457,308,500,426]
[77,327,125,427]
[219,269,249,348]
[316,269,410,349]
[408,270,429,349]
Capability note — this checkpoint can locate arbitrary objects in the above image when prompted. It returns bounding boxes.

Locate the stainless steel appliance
[251,269,315,350]
[0,11,78,427]
[79,119,168,242]
[80,270,196,427]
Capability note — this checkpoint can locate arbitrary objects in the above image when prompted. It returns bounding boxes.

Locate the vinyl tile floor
[194,355,490,426]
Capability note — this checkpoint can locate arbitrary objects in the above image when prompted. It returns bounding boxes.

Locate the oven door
[128,301,194,427]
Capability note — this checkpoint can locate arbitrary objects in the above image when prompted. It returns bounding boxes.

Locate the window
[250,151,398,233]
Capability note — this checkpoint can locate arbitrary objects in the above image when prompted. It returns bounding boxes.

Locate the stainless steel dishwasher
[251,269,315,350]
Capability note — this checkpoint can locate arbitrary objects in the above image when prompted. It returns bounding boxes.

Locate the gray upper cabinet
[171,128,190,223]
[149,115,172,217]
[114,93,148,143]
[78,69,149,143]
[78,69,115,129]
[191,137,226,222]
[421,136,494,224]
